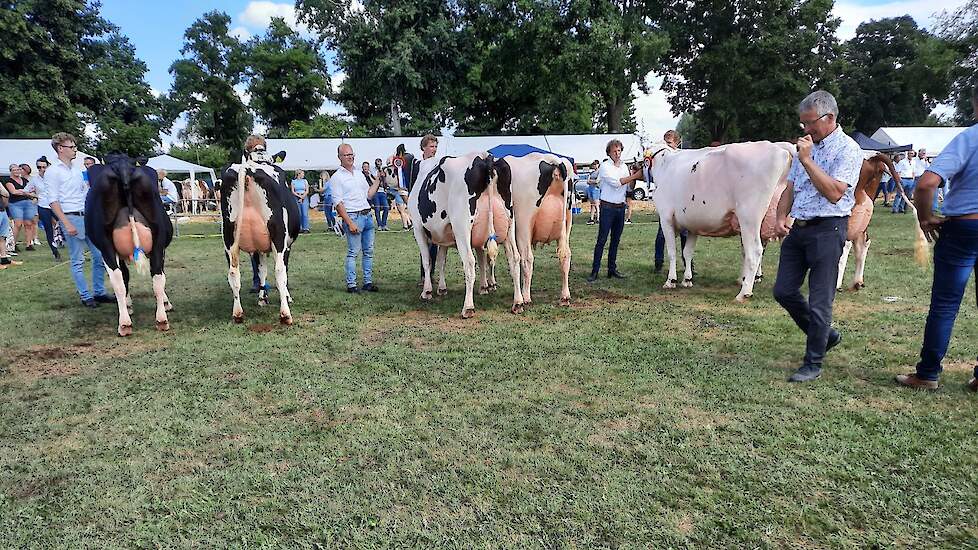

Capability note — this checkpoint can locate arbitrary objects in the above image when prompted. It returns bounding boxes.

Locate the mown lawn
[1,205,976,548]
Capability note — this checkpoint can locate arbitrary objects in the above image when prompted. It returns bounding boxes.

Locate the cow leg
[681,234,699,287]
[227,248,244,323]
[455,228,477,318]
[436,246,448,296]
[558,210,572,306]
[476,247,490,294]
[755,241,767,282]
[413,225,434,301]
[273,249,292,325]
[504,221,524,313]
[836,240,853,291]
[735,225,764,303]
[661,215,679,289]
[105,258,132,337]
[850,234,870,290]
[257,254,269,307]
[148,247,170,330]
[119,261,133,315]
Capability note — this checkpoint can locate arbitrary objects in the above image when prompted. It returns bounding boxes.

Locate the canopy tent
[851,132,912,153]
[0,139,97,175]
[265,133,644,172]
[145,154,217,186]
[870,127,967,156]
[487,143,575,165]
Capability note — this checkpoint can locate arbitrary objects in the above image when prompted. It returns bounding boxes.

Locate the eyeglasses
[340,153,355,158]
[58,144,77,150]
[798,113,830,129]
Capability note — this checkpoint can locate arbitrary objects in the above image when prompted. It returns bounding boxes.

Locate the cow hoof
[681,278,694,288]
[734,294,752,304]
[489,283,499,292]
[233,314,244,324]
[558,297,570,307]
[280,313,293,326]
[850,282,865,291]
[754,275,764,282]
[511,304,524,314]
[421,291,433,301]
[164,301,173,312]
[479,286,490,295]
[156,320,170,332]
[258,299,269,307]
[663,280,677,289]
[118,325,133,337]
[437,288,448,296]
[462,308,475,319]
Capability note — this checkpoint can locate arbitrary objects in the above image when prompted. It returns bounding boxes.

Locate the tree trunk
[606,97,625,133]
[390,100,402,136]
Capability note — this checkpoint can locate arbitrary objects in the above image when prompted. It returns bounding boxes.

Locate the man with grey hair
[773,90,864,383]
[329,143,383,293]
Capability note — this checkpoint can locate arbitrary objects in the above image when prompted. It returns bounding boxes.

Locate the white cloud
[149,87,162,99]
[230,26,252,41]
[833,0,965,40]
[237,1,310,35]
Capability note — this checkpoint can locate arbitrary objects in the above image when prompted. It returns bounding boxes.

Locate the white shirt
[29,174,51,207]
[329,166,372,212]
[912,157,929,178]
[46,158,89,212]
[159,177,178,201]
[597,159,630,204]
[895,159,913,179]
[787,125,862,220]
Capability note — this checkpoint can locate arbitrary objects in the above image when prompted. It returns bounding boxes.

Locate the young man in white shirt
[46,132,111,308]
[588,139,644,282]
[330,143,383,293]
[892,152,916,213]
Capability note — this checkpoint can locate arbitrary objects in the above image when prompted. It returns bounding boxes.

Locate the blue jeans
[915,219,978,381]
[372,193,390,228]
[0,211,11,238]
[591,203,625,274]
[892,180,916,212]
[297,197,309,231]
[654,224,688,267]
[323,196,336,228]
[344,211,375,287]
[62,214,106,300]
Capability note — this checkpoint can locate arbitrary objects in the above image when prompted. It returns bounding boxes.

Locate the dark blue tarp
[851,132,912,153]
[488,143,574,165]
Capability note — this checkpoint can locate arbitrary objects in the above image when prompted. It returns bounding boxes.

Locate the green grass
[1,206,977,548]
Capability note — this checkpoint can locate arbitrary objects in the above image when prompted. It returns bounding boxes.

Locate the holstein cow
[85,155,174,336]
[220,148,300,324]
[648,141,795,302]
[408,152,523,318]
[836,152,927,290]
[494,153,574,306]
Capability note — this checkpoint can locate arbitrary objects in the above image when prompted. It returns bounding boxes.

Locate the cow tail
[880,154,929,267]
[556,164,571,263]
[485,171,499,264]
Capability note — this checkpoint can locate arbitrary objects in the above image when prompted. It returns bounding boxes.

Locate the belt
[600,200,625,209]
[794,215,847,228]
[63,211,85,216]
[353,208,371,215]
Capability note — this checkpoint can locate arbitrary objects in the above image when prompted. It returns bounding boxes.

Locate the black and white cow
[408,152,523,318]
[220,149,300,324]
[85,155,174,336]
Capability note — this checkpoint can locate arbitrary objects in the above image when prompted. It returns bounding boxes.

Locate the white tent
[0,139,97,175]
[266,133,647,172]
[870,127,967,156]
[145,154,217,185]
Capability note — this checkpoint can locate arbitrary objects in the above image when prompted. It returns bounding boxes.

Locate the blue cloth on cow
[62,213,105,301]
[788,125,862,220]
[344,210,375,288]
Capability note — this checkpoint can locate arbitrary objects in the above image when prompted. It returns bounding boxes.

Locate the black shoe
[347,286,361,294]
[53,250,61,261]
[788,365,822,383]
[608,270,626,279]
[26,245,35,251]
[81,298,98,308]
[362,283,379,292]
[653,263,663,274]
[93,294,115,304]
[586,272,599,283]
[826,330,842,352]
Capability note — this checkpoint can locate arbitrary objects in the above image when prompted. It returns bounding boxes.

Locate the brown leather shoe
[895,373,939,390]
[967,377,977,393]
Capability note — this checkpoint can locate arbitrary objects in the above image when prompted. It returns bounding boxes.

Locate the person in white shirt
[29,156,60,260]
[156,169,178,208]
[892,152,916,213]
[913,148,940,212]
[588,139,644,282]
[330,143,383,293]
[46,132,111,307]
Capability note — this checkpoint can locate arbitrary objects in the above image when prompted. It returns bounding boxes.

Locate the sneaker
[81,298,99,308]
[895,373,939,390]
[624,220,633,225]
[347,286,361,294]
[93,294,116,304]
[788,364,822,383]
[586,219,595,225]
[362,283,379,292]
[826,330,842,352]
[586,272,599,283]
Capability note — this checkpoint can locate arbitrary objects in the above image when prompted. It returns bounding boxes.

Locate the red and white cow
[408,152,523,318]
[494,153,574,306]
[648,141,795,302]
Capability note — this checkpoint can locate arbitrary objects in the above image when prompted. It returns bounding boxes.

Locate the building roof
[145,154,217,183]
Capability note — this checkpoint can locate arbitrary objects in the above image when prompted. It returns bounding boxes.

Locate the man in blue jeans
[896,87,978,393]
[330,143,383,293]
[45,132,112,308]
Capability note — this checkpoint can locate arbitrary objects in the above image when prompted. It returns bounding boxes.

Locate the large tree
[246,17,330,134]
[297,0,464,135]
[166,11,253,156]
[659,0,841,143]
[935,0,978,124]
[837,16,956,135]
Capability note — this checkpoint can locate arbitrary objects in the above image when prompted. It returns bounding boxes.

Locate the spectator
[895,86,978,392]
[654,131,689,273]
[20,163,41,248]
[365,161,389,231]
[83,157,96,169]
[874,159,893,206]
[320,172,338,233]
[330,143,382,293]
[0,176,22,269]
[586,159,600,224]
[157,169,178,209]
[291,169,310,233]
[413,135,441,279]
[4,163,37,252]
[588,139,644,282]
[773,90,861,383]
[892,152,915,213]
[30,157,59,260]
[913,148,938,213]
[46,132,112,307]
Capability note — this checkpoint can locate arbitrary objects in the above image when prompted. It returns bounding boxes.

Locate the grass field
[1,205,977,548]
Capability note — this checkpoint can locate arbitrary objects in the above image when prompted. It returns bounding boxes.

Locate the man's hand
[348,223,360,235]
[775,217,791,238]
[64,222,78,237]
[918,212,944,243]
[796,135,814,161]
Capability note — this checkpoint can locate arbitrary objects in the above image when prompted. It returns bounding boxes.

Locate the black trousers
[655,224,688,267]
[773,217,848,367]
[591,203,625,274]
[37,206,59,258]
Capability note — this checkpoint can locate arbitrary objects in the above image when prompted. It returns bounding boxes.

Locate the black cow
[219,148,300,324]
[85,155,174,336]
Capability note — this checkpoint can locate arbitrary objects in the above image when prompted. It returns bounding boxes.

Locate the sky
[99,0,968,146]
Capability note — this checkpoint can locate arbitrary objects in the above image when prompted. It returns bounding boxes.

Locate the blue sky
[100,0,965,143]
